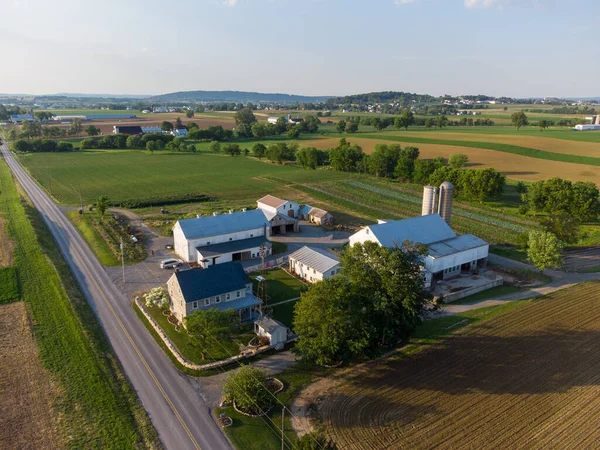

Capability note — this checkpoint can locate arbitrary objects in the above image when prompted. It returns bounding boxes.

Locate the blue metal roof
[173,262,250,303]
[428,234,488,258]
[196,236,269,257]
[208,294,261,312]
[368,214,456,248]
[177,209,270,240]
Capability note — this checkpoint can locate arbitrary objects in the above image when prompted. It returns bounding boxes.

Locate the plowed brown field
[0,302,64,449]
[320,282,600,450]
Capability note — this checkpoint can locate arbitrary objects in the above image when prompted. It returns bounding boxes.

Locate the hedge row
[113,192,211,209]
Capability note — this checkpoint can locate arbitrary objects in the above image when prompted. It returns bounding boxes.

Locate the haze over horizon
[2,0,599,98]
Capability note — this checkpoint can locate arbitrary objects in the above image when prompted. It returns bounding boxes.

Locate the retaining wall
[443,277,504,303]
[135,297,272,371]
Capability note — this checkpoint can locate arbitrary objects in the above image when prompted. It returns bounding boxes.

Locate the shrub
[222,365,274,414]
[113,192,211,209]
[56,141,74,152]
[80,138,98,149]
[144,287,169,309]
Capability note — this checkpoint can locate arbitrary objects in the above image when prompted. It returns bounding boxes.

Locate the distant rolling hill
[148,90,331,104]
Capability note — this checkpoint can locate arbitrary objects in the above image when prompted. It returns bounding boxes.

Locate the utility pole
[120,238,125,284]
[78,184,84,213]
[281,406,285,450]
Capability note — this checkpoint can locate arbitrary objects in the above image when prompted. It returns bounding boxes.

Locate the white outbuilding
[254,317,289,350]
[348,214,488,289]
[172,209,271,267]
[288,246,341,283]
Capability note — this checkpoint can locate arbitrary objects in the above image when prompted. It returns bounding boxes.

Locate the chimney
[212,212,218,217]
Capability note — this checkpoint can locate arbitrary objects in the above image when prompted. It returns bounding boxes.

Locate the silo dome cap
[440,181,454,189]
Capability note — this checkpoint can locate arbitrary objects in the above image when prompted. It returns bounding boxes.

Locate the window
[215,296,221,304]
[206,241,210,245]
[229,237,233,241]
[250,234,254,237]
[194,301,199,308]
[236,291,241,298]
[226,293,231,300]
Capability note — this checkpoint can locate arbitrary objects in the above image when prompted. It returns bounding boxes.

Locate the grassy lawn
[251,268,305,305]
[0,158,159,447]
[145,305,254,363]
[271,300,298,328]
[215,363,328,450]
[66,210,120,266]
[445,284,522,305]
[271,241,288,255]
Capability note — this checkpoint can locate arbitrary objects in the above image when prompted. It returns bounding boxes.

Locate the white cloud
[223,0,238,6]
[464,0,501,8]
[394,0,420,5]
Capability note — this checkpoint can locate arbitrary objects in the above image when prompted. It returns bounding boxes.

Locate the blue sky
[1,0,599,97]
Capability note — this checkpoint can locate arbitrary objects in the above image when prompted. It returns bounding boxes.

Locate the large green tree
[222,365,274,413]
[185,308,236,360]
[527,231,563,273]
[252,142,266,158]
[511,111,529,130]
[95,195,110,219]
[328,138,363,172]
[234,108,257,126]
[86,125,100,136]
[394,109,415,130]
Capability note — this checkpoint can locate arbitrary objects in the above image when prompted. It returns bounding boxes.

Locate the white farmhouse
[172,127,188,137]
[288,246,341,283]
[173,209,271,267]
[256,195,300,234]
[349,214,488,288]
[167,262,261,323]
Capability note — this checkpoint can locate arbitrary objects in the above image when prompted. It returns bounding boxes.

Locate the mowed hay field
[0,302,64,449]
[320,282,600,450]
[301,137,600,184]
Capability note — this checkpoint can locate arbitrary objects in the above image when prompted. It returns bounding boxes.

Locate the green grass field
[0,159,159,447]
[0,266,19,303]
[67,210,120,266]
[251,269,305,305]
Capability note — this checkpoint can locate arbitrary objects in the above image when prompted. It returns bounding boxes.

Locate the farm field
[302,136,600,184]
[320,281,600,450]
[17,150,353,205]
[0,158,159,447]
[0,302,64,450]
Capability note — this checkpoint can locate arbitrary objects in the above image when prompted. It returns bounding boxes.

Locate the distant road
[0,142,231,450]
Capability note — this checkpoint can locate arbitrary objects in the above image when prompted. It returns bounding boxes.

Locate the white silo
[438,181,454,225]
[422,185,438,216]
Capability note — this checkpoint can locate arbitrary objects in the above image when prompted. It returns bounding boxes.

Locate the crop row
[321,282,600,449]
[88,216,145,262]
[311,181,523,245]
[343,180,530,233]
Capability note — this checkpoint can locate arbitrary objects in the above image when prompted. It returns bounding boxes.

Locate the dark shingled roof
[173,262,250,303]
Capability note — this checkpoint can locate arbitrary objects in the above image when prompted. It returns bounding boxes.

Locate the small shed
[254,317,288,350]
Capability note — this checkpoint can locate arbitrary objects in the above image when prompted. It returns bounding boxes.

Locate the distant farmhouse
[575,115,600,131]
[172,127,188,138]
[349,183,489,289]
[267,115,305,125]
[172,209,271,267]
[288,246,341,283]
[167,262,261,322]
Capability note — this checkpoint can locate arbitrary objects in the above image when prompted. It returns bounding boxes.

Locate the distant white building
[267,117,281,125]
[172,209,271,267]
[349,214,488,289]
[574,124,600,131]
[172,128,188,137]
[288,246,341,283]
[141,127,163,134]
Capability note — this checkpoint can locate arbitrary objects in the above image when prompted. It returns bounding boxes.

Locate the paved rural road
[0,143,232,450]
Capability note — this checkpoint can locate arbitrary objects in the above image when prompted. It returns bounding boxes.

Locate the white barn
[288,246,341,283]
[349,214,488,288]
[173,209,271,267]
[256,195,300,234]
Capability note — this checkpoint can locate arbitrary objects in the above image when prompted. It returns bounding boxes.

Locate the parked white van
[160,258,183,269]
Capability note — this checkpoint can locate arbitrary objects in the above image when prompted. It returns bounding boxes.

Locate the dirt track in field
[300,137,600,185]
[320,282,600,450]
[0,302,65,449]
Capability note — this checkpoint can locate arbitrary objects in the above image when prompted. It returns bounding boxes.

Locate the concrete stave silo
[438,181,454,225]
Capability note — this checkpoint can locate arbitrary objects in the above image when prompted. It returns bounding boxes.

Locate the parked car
[165,244,173,250]
[160,258,183,269]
